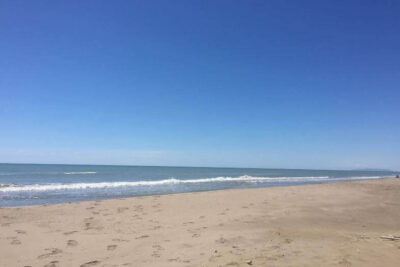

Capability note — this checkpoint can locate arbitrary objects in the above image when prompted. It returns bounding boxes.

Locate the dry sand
[1,178,400,267]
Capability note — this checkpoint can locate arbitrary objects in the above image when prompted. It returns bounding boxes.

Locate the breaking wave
[0,175,389,193]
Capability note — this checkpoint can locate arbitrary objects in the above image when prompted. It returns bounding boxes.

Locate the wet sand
[1,178,399,266]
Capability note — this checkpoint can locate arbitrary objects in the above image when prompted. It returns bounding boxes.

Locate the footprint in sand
[215,237,228,244]
[117,207,129,213]
[107,244,117,251]
[7,236,20,244]
[338,257,352,266]
[67,240,78,247]
[16,229,26,234]
[84,218,103,230]
[151,244,164,258]
[38,248,63,259]
[11,239,21,245]
[63,231,78,235]
[80,260,101,267]
[135,235,149,239]
[43,261,60,267]
[133,205,143,212]
[152,251,161,258]
[284,238,292,244]
[84,218,93,230]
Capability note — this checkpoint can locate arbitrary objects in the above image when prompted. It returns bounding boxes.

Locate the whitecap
[63,171,97,175]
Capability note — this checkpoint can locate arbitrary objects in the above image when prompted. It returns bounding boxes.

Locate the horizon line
[0,162,396,173]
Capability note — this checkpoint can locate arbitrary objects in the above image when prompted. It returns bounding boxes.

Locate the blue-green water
[0,163,397,207]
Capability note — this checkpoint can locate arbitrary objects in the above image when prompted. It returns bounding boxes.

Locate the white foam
[63,172,97,175]
[0,175,389,193]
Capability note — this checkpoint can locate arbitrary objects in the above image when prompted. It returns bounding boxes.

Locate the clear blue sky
[1,1,399,170]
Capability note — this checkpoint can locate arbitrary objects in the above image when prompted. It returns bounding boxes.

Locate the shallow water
[0,163,397,207]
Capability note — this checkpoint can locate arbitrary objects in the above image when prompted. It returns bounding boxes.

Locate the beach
[1,178,399,267]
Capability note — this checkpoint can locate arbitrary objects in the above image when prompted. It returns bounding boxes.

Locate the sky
[0,0,399,170]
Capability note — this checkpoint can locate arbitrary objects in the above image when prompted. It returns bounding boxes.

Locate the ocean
[0,163,397,207]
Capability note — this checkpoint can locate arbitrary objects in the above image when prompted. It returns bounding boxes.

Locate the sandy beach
[1,178,399,267]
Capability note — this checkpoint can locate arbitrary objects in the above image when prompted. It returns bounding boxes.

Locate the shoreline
[1,176,396,208]
[1,178,399,266]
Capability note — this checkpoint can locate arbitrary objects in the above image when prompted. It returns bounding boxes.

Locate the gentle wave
[63,171,97,175]
[0,175,389,193]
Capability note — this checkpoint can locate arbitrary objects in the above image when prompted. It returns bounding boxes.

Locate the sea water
[0,163,397,207]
